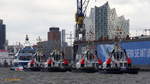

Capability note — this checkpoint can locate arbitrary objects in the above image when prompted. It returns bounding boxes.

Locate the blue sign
[121,41,150,65]
[96,41,150,65]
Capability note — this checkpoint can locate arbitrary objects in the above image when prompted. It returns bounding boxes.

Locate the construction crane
[75,0,91,41]
[74,0,94,62]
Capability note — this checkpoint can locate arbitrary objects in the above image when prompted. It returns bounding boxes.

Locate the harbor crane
[74,0,93,62]
[73,0,98,68]
[75,0,91,41]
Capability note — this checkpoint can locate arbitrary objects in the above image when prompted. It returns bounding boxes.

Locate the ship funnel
[24,35,32,47]
[26,35,29,41]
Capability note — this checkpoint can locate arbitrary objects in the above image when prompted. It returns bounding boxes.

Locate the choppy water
[0,68,150,84]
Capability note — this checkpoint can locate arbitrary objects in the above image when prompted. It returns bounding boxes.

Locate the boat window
[86,51,94,60]
[18,48,36,54]
[53,54,61,61]
[113,51,125,60]
[113,52,120,60]
[19,56,32,60]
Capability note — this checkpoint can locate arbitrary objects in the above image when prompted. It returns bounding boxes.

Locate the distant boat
[10,35,36,71]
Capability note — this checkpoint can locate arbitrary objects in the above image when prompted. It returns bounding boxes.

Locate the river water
[0,68,150,84]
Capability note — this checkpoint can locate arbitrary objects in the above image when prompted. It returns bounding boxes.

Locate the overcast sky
[0,0,150,45]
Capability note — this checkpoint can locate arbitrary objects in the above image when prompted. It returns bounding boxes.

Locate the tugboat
[72,47,102,72]
[101,41,139,74]
[42,49,70,72]
[27,55,41,71]
[10,35,36,71]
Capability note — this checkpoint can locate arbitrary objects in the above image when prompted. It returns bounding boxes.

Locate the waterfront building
[84,2,129,40]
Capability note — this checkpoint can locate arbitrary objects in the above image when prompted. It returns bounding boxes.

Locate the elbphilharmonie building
[84,2,129,40]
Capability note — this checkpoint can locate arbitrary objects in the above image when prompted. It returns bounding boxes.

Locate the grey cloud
[110,0,132,5]
[110,0,150,5]
[0,0,76,44]
[0,0,150,44]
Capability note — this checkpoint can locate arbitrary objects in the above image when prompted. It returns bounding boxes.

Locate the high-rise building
[47,27,61,51]
[0,19,6,49]
[48,27,61,41]
[61,29,68,47]
[61,29,65,47]
[84,2,129,40]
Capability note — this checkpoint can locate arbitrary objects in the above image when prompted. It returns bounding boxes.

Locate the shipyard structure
[84,2,129,41]
[74,2,150,68]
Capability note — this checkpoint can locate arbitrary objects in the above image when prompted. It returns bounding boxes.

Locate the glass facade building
[84,2,129,40]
